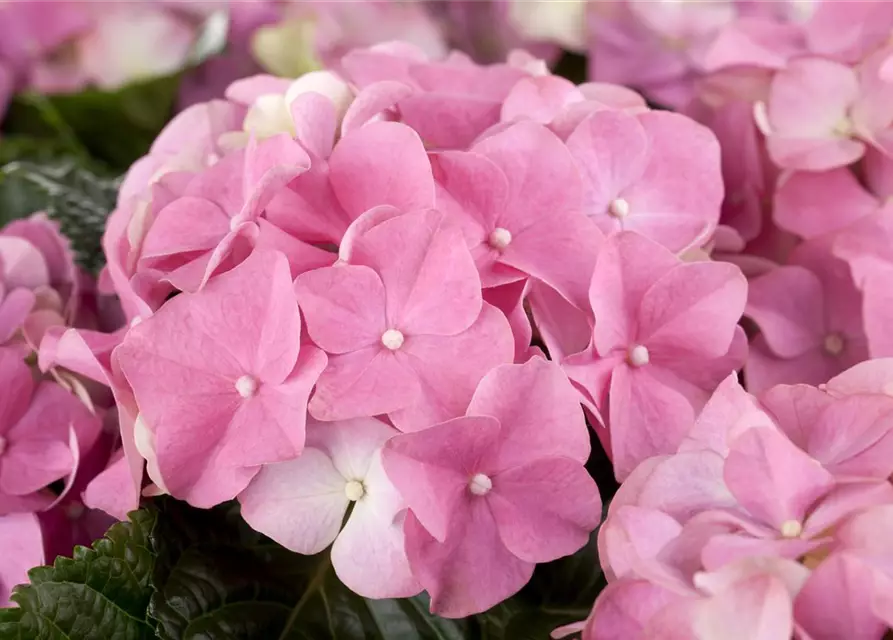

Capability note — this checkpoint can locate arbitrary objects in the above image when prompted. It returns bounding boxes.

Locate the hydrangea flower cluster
[0,214,116,607]
[566,363,893,639]
[19,39,755,616]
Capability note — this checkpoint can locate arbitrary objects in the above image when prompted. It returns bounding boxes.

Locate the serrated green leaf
[0,160,120,272]
[2,509,157,640]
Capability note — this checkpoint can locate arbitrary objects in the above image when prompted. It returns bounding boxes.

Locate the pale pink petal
[331,452,422,598]
[691,573,795,640]
[0,237,50,290]
[585,579,684,640]
[723,427,835,531]
[239,448,348,555]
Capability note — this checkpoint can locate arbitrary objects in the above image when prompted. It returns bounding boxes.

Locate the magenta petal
[309,347,418,422]
[404,504,534,618]
[469,356,590,470]
[390,303,513,432]
[383,416,501,543]
[723,427,835,531]
[329,121,435,219]
[294,264,387,354]
[0,349,33,432]
[489,457,601,563]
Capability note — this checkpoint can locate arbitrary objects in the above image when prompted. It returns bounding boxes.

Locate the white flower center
[344,480,365,501]
[780,519,803,538]
[381,329,405,350]
[468,473,493,496]
[609,198,630,219]
[235,375,258,398]
[823,333,844,356]
[0,436,6,456]
[488,227,512,251]
[628,344,650,367]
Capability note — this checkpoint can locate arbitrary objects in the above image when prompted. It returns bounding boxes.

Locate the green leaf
[2,509,157,640]
[4,74,180,171]
[0,160,120,272]
[147,498,474,640]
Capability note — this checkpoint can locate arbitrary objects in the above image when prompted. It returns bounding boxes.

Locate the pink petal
[744,335,854,394]
[527,281,592,361]
[331,452,422,598]
[329,121,435,220]
[638,261,747,360]
[585,579,683,640]
[589,231,679,355]
[0,513,44,606]
[723,427,835,531]
[0,438,72,496]
[795,553,886,640]
[0,288,35,344]
[341,80,413,133]
[382,416,501,543]
[349,210,482,335]
[309,346,419,422]
[608,364,698,481]
[691,573,795,640]
[468,356,590,470]
[430,149,508,238]
[389,303,512,432]
[774,169,879,239]
[404,504,534,618]
[239,448,348,554]
[501,75,583,125]
[294,264,387,354]
[81,452,139,520]
[0,236,50,290]
[745,266,826,358]
[599,505,683,582]
[489,457,602,563]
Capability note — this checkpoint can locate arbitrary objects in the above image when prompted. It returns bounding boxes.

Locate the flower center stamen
[780,519,803,538]
[609,198,630,219]
[488,228,512,251]
[469,473,493,496]
[823,333,844,356]
[381,329,405,350]
[235,375,258,398]
[628,344,650,367]
[344,480,365,501]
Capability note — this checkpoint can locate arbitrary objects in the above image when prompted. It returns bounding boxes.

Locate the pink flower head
[0,347,98,507]
[433,120,602,311]
[383,357,601,617]
[265,120,436,247]
[116,249,327,507]
[239,417,420,599]
[563,231,747,480]
[294,209,513,430]
[745,239,868,393]
[565,108,723,254]
[340,43,532,150]
[138,133,326,292]
[0,512,44,607]
[584,556,809,640]
[756,51,893,171]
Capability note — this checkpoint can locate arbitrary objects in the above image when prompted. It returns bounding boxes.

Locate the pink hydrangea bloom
[383,358,601,617]
[563,231,747,480]
[239,417,420,599]
[294,209,513,430]
[116,249,327,507]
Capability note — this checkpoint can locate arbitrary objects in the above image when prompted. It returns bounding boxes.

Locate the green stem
[278,556,330,640]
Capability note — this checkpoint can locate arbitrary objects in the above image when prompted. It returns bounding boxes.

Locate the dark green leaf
[4,74,180,170]
[147,498,473,640]
[0,160,120,272]
[2,509,157,640]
